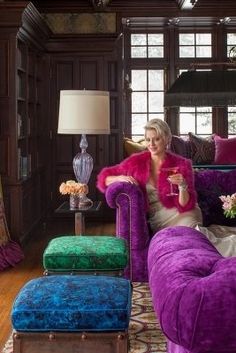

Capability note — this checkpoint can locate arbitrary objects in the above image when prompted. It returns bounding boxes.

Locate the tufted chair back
[148,226,236,353]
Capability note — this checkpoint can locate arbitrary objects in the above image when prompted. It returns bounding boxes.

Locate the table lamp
[58,90,110,206]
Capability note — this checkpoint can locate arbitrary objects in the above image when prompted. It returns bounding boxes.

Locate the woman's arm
[178,181,189,207]
[172,158,197,212]
[178,159,197,210]
[96,154,138,193]
[168,173,189,207]
[97,150,150,194]
[105,175,138,186]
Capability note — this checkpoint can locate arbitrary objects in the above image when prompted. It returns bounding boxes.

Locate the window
[131,69,164,140]
[131,33,164,58]
[124,20,234,140]
[179,107,212,137]
[226,34,236,137]
[227,33,236,57]
[178,69,213,136]
[128,32,165,140]
[179,33,212,58]
[228,106,236,137]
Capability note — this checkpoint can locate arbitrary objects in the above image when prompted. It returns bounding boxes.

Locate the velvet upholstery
[0,240,24,270]
[43,235,128,272]
[214,135,236,164]
[0,177,24,270]
[12,275,132,332]
[195,169,236,226]
[105,169,236,282]
[148,226,236,353]
[105,181,150,282]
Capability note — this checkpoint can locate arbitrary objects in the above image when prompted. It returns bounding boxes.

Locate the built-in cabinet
[0,2,122,241]
[0,2,51,242]
[17,40,43,180]
[15,37,51,241]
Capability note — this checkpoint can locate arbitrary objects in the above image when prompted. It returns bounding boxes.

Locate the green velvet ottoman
[43,235,128,276]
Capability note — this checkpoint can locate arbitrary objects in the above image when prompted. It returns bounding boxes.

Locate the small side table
[55,201,102,235]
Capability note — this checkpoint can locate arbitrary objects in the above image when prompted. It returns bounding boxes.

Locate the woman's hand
[168,173,189,206]
[168,173,186,187]
[105,175,138,186]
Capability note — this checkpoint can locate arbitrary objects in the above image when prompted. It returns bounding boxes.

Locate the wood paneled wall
[1,0,236,241]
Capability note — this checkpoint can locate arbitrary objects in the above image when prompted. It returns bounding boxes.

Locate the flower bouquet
[59,180,88,196]
[59,180,89,209]
[219,193,236,219]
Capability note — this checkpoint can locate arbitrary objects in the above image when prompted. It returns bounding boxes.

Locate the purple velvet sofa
[148,226,236,353]
[105,169,236,282]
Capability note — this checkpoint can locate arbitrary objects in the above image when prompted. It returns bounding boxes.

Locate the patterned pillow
[170,135,191,158]
[188,132,215,165]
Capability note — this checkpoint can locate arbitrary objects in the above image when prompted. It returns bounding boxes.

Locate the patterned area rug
[1,282,167,353]
[129,282,167,353]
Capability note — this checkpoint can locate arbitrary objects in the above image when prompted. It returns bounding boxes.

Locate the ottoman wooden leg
[13,331,128,353]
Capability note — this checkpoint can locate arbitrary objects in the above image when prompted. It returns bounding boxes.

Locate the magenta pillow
[214,135,236,164]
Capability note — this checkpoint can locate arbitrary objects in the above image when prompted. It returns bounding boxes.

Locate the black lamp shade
[164,70,236,107]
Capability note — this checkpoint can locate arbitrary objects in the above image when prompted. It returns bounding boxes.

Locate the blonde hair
[144,118,172,145]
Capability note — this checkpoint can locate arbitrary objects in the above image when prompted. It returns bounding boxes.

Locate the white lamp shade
[58,90,110,134]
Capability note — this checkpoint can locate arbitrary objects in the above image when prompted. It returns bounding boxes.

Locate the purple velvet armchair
[105,181,150,282]
[148,226,236,353]
[105,169,236,282]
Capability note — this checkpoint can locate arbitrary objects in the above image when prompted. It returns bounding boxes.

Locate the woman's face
[145,128,167,157]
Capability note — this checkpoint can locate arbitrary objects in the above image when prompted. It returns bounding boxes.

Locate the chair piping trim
[116,192,132,281]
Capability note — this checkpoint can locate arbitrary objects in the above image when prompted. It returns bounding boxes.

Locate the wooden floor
[0,219,116,351]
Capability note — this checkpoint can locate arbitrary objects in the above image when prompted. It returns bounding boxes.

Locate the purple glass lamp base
[73,134,94,207]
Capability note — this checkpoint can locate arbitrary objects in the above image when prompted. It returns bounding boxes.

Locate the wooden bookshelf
[0,3,51,242]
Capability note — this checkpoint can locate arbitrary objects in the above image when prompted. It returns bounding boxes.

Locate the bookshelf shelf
[16,39,43,181]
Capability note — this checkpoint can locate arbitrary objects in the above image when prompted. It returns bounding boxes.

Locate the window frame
[123,22,236,139]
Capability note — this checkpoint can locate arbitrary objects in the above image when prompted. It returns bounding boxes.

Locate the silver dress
[146,183,202,233]
[146,183,236,257]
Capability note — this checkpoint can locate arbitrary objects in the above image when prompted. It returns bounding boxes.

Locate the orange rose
[59,180,88,195]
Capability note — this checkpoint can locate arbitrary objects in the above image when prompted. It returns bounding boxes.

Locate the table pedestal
[55,201,102,235]
[75,212,85,235]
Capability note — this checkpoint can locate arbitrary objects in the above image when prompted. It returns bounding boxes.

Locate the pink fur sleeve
[96,164,125,193]
[96,151,149,193]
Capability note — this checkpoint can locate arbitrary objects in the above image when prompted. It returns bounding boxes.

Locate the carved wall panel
[0,39,9,97]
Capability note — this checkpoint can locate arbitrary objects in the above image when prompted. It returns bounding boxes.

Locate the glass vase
[69,194,78,210]
[78,193,93,209]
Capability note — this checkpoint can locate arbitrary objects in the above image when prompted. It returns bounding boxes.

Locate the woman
[97,118,202,233]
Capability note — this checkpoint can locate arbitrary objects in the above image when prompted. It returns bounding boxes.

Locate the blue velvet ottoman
[11,275,132,353]
[43,235,128,276]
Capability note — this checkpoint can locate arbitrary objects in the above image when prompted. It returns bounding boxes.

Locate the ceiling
[29,0,236,14]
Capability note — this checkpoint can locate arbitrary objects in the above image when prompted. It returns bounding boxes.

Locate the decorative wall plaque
[43,13,116,34]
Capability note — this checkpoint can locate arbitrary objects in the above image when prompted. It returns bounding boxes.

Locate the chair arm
[105,182,150,249]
